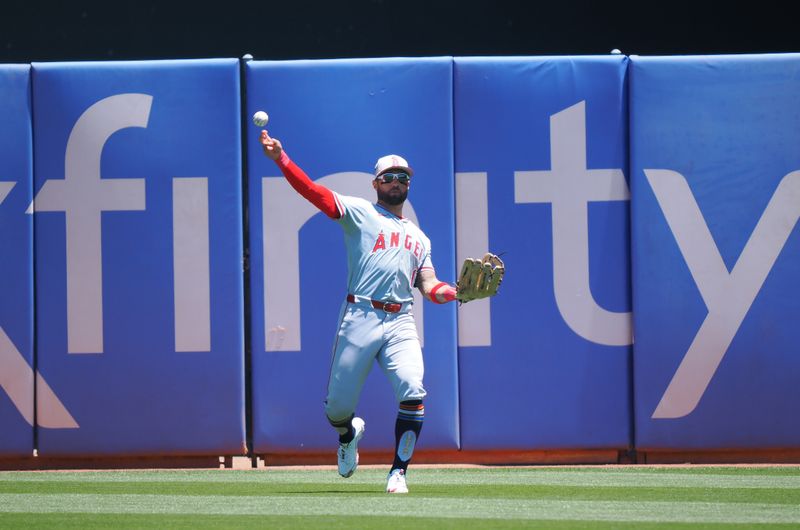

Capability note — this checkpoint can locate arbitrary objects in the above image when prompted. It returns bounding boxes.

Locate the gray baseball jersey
[324,193,432,423]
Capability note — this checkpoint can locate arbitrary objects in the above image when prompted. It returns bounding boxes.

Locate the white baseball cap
[374,154,414,177]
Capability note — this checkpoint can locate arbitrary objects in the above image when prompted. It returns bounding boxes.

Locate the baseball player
[260,130,458,494]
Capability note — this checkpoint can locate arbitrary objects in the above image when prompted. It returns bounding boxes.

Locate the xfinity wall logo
[2,94,797,426]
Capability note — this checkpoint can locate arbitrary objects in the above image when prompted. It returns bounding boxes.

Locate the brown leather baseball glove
[456,253,505,303]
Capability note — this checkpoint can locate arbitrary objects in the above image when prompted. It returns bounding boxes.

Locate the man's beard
[377,186,408,205]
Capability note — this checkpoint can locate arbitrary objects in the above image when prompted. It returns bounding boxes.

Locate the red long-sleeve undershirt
[275,150,341,219]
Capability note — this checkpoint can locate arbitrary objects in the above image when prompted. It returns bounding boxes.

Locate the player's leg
[378,312,426,493]
[389,398,424,486]
[325,304,382,477]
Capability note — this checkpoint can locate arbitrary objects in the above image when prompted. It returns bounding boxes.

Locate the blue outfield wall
[246,58,459,453]
[454,57,633,450]
[0,65,34,457]
[1,53,798,459]
[31,59,246,456]
[630,54,800,449]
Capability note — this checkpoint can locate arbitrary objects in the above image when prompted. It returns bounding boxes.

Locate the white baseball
[252,111,269,127]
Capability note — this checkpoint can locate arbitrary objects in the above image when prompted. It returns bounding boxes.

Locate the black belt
[346,294,403,313]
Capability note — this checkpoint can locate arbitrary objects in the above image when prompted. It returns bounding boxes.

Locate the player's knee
[397,381,426,403]
[324,399,355,426]
[326,412,354,430]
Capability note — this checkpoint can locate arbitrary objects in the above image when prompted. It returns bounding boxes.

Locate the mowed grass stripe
[3,468,800,489]
[4,514,796,530]
[1,493,799,524]
[2,480,799,505]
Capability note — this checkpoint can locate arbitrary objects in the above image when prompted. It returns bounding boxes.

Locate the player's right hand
[260,130,283,161]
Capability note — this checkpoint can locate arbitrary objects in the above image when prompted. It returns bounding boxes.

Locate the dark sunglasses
[377,172,411,184]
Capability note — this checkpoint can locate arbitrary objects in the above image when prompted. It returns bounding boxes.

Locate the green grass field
[1,465,799,528]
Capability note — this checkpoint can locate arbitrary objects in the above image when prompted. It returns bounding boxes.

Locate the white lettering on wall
[172,177,211,352]
[515,101,633,346]
[455,172,492,347]
[647,169,800,418]
[34,94,150,354]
